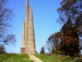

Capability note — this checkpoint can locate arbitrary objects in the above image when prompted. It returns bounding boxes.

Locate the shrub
[0,45,6,53]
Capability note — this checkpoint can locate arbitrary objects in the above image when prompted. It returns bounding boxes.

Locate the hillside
[0,54,33,62]
[35,54,82,62]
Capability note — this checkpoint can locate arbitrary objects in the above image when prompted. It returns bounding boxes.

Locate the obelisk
[21,0,36,54]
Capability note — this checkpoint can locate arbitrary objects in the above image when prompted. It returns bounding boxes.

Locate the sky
[5,0,62,53]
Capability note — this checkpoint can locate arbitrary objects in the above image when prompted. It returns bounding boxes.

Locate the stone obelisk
[21,0,36,54]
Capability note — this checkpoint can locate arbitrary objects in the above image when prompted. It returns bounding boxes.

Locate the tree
[0,44,6,53]
[60,17,80,56]
[0,0,15,45]
[46,32,62,54]
[47,32,62,50]
[57,0,82,37]
[57,0,82,56]
[40,46,45,54]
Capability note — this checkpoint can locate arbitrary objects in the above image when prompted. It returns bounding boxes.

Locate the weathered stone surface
[21,0,36,54]
[21,48,25,54]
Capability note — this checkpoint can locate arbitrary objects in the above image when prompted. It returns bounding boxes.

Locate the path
[29,55,43,62]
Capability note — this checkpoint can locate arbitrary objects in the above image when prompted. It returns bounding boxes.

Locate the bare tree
[0,0,16,45]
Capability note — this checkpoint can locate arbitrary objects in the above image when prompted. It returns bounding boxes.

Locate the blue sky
[5,0,62,53]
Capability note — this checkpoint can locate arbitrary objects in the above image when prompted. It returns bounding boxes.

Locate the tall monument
[21,0,36,54]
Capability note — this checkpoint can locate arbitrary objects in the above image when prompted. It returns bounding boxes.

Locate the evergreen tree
[60,18,79,56]
[40,46,45,54]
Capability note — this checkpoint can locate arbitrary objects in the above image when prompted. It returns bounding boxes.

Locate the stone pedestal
[21,48,25,54]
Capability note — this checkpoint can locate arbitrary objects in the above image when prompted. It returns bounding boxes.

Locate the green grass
[34,54,81,62]
[0,53,33,62]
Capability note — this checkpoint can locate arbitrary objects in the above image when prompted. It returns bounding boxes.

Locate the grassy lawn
[0,53,33,62]
[34,54,81,62]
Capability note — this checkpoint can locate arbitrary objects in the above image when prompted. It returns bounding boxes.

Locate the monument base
[21,47,25,54]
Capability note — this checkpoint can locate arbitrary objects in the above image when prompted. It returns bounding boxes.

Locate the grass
[34,54,81,62]
[0,53,33,62]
